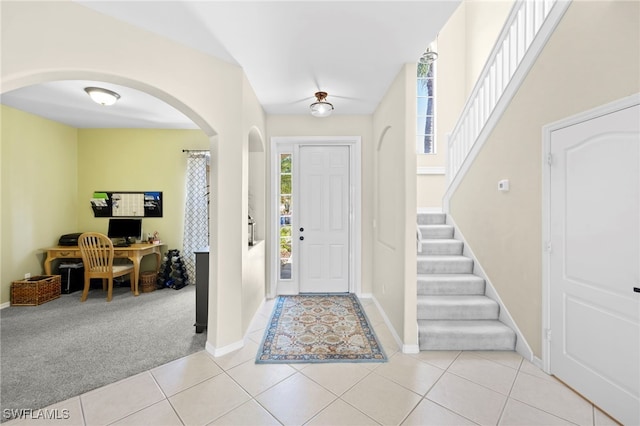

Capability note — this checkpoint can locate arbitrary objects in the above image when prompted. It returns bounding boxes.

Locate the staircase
[417,212,516,350]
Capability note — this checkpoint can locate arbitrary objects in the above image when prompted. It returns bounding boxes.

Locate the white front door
[298,145,350,293]
[549,102,640,425]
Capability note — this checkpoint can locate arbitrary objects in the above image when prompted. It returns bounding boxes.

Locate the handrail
[444,0,571,209]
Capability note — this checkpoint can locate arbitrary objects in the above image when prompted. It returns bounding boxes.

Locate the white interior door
[298,145,350,293]
[549,103,640,425]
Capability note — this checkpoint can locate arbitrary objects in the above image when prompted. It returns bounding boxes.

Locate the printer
[58,232,82,246]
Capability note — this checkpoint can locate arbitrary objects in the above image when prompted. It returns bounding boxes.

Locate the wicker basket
[11,275,61,306]
[140,271,157,293]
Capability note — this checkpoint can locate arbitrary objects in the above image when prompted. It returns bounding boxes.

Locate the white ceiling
[0,1,460,129]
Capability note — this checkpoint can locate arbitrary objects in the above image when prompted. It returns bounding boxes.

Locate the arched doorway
[1,73,221,411]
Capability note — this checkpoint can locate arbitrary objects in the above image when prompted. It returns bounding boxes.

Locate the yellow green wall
[1,106,78,305]
[77,128,209,258]
[0,106,209,306]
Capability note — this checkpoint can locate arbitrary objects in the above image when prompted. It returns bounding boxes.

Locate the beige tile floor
[6,298,620,426]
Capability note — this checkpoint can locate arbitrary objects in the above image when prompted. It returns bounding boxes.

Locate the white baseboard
[532,356,544,370]
[206,339,244,358]
[446,214,535,362]
[403,344,420,354]
[370,295,407,354]
[0,301,10,310]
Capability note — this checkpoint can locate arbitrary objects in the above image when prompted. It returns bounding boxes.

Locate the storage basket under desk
[140,271,157,293]
[11,275,61,306]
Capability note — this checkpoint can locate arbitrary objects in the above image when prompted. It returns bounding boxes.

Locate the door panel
[299,145,350,293]
[550,103,640,425]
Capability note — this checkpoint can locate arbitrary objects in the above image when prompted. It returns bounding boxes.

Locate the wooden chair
[78,232,135,302]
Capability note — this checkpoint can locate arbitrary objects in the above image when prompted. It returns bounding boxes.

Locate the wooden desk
[44,243,164,296]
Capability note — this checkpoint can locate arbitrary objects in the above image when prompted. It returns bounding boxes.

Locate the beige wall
[372,64,418,348]
[1,1,266,353]
[417,174,446,209]
[417,0,513,210]
[0,106,78,304]
[242,74,267,332]
[450,0,640,357]
[464,0,514,94]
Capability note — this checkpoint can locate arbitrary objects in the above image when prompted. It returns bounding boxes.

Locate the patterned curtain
[182,152,210,283]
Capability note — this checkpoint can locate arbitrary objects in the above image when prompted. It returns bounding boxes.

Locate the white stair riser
[417,257,473,274]
[420,240,463,255]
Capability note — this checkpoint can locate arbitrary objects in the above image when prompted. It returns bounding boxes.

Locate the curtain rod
[182,149,209,153]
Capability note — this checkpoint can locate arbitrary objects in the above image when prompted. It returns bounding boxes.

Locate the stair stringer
[444,214,534,362]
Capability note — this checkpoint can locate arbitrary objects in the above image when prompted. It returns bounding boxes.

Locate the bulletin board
[90,191,163,217]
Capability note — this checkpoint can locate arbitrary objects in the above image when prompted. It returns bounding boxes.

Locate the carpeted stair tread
[419,224,454,239]
[418,320,516,350]
[419,239,464,255]
[417,274,485,295]
[416,212,517,352]
[417,295,499,320]
[417,213,446,225]
[417,255,474,274]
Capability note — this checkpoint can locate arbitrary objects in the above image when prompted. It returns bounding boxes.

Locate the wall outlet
[498,179,510,192]
[24,272,31,279]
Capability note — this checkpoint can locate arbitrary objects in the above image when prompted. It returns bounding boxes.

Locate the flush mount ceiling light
[309,91,334,118]
[84,87,121,106]
[419,47,438,65]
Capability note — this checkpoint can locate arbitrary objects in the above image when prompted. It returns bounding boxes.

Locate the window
[279,153,292,279]
[417,59,436,154]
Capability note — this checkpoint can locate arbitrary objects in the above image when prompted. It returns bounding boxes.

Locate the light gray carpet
[416,212,516,350]
[0,284,205,419]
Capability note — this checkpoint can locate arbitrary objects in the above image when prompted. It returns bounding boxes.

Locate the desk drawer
[114,251,130,258]
[56,250,82,258]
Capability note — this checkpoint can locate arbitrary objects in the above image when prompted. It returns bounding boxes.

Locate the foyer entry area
[271,137,362,296]
[31,297,610,426]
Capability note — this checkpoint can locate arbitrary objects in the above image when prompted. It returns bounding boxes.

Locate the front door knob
[300,236,304,241]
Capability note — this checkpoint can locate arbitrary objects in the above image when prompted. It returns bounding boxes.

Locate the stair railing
[443,0,571,211]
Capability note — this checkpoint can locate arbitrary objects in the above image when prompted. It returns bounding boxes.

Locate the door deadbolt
[300,227,304,232]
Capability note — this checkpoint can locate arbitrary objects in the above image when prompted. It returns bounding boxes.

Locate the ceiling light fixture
[309,91,334,118]
[419,47,438,65]
[84,87,121,106]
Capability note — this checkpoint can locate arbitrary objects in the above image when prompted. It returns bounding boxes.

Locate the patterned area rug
[256,294,387,363]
